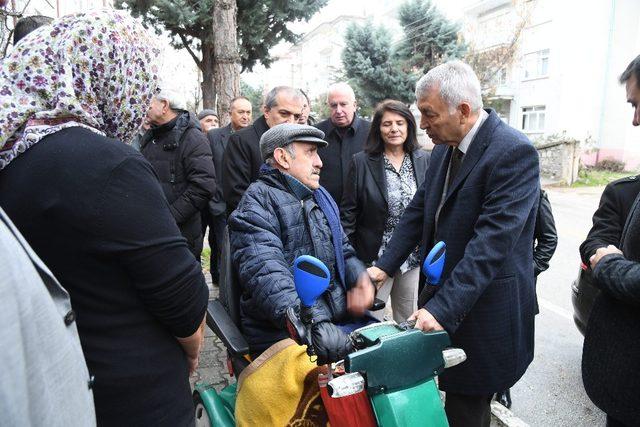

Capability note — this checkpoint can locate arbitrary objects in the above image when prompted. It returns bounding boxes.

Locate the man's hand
[347,272,375,317]
[408,308,444,332]
[367,266,389,290]
[590,245,623,269]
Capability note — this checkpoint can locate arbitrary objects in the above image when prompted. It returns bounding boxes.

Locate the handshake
[287,301,354,365]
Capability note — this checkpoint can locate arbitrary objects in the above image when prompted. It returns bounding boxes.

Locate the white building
[463,0,640,168]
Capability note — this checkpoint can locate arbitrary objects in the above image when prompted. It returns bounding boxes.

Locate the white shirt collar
[457,109,488,155]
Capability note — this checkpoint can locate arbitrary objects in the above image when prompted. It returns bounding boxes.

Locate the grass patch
[571,169,632,187]
[201,247,211,273]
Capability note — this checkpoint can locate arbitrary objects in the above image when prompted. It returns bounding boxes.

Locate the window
[523,49,549,79]
[521,106,546,133]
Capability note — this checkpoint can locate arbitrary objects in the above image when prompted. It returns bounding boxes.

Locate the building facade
[463,0,640,168]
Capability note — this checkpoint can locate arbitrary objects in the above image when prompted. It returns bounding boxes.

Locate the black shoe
[495,389,512,409]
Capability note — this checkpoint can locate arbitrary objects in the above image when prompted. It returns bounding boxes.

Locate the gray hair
[265,143,296,166]
[155,87,186,111]
[415,60,483,112]
[620,54,640,87]
[263,86,305,110]
[327,82,355,103]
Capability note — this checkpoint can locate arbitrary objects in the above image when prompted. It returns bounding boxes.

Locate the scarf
[0,9,160,170]
[260,164,347,287]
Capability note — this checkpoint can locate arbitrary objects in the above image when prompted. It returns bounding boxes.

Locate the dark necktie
[448,147,464,190]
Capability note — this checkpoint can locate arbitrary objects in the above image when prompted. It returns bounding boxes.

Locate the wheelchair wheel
[194,392,212,427]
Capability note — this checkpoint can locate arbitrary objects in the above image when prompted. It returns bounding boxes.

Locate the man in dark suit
[582,54,640,427]
[315,82,371,205]
[203,96,252,283]
[223,87,305,215]
[368,60,539,427]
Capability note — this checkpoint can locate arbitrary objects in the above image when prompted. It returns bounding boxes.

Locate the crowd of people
[1,7,639,427]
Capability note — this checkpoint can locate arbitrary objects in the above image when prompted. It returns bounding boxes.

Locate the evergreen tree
[116,0,327,111]
[395,0,466,74]
[341,21,415,108]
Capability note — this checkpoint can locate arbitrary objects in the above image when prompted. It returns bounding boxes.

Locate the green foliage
[395,0,466,74]
[572,168,630,188]
[341,0,465,109]
[237,0,328,71]
[341,21,415,108]
[116,0,328,72]
[240,80,263,115]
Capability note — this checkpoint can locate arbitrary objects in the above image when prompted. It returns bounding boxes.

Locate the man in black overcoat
[583,54,640,427]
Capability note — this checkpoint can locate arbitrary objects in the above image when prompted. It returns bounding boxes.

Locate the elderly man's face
[328,90,357,128]
[230,99,253,130]
[264,93,304,128]
[146,97,168,126]
[200,115,219,132]
[626,74,640,127]
[277,142,323,190]
[417,86,465,147]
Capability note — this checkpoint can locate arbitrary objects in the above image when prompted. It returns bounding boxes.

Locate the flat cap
[260,123,327,161]
[197,109,218,120]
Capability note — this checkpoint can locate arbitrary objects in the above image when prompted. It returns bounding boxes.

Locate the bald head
[327,82,357,128]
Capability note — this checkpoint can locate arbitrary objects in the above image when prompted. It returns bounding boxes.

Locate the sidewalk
[190,276,232,392]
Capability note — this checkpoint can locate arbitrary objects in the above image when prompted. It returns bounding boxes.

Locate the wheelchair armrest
[206,299,250,356]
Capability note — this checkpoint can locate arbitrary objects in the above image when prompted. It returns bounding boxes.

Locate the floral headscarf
[0,9,160,170]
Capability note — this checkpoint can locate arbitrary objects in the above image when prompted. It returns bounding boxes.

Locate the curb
[491,401,529,427]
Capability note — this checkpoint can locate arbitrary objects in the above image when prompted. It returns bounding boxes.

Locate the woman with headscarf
[0,10,208,426]
[341,100,429,322]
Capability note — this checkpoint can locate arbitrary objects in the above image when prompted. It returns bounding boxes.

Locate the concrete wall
[537,140,580,184]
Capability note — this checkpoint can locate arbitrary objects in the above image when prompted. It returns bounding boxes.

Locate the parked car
[571,262,600,335]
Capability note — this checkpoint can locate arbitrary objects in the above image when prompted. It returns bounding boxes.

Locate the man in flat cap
[197,109,219,133]
[228,123,375,361]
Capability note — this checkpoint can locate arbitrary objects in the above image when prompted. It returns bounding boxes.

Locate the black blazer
[223,116,269,215]
[341,149,429,264]
[207,123,233,217]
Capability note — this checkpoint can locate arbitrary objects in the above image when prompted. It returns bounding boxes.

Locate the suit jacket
[315,116,371,205]
[376,110,540,395]
[207,123,233,217]
[223,116,269,216]
[579,175,640,265]
[341,149,429,264]
[582,188,640,425]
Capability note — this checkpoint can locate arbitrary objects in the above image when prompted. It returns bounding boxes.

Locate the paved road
[509,186,606,426]
[193,186,611,425]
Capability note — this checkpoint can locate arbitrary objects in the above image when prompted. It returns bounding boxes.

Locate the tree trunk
[201,41,216,109]
[212,0,240,126]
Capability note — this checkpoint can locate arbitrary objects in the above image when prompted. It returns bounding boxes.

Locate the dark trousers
[444,392,492,427]
[206,213,226,283]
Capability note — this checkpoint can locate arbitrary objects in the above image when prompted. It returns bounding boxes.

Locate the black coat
[341,149,429,264]
[0,128,209,426]
[375,110,539,395]
[579,175,640,265]
[206,123,233,217]
[141,111,216,256]
[533,189,557,276]
[582,187,640,425]
[223,116,269,216]
[315,116,371,205]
